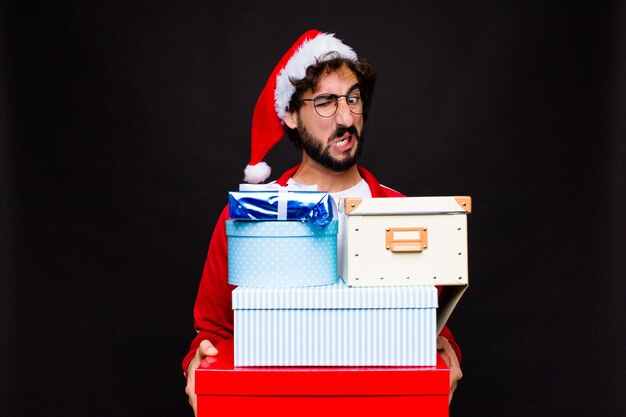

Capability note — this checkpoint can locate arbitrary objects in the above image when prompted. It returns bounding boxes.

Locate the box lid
[343,196,472,215]
[232,282,437,310]
[196,340,449,396]
[226,219,338,237]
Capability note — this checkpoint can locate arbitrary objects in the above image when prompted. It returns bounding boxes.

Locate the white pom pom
[244,161,271,183]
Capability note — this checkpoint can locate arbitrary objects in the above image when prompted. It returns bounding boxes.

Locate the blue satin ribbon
[228,191,334,228]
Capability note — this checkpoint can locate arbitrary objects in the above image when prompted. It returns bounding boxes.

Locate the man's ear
[283,111,298,130]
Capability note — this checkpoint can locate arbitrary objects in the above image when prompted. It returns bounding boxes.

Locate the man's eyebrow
[347,83,361,93]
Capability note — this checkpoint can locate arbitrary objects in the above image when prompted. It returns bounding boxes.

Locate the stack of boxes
[227,190,470,367]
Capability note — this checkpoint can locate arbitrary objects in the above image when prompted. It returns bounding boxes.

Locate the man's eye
[315,97,335,108]
[347,96,361,105]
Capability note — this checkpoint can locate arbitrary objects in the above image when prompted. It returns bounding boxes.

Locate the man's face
[284,64,365,172]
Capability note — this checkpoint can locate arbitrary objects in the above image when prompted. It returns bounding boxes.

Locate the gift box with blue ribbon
[226,189,338,287]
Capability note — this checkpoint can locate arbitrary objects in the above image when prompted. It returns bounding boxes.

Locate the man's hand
[185,340,219,416]
[437,336,463,404]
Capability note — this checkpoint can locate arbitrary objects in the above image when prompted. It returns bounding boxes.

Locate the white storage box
[233,282,438,366]
[340,196,471,287]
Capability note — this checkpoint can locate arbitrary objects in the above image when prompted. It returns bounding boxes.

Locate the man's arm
[183,206,236,414]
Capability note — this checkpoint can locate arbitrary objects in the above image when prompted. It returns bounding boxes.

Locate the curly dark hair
[284,53,377,147]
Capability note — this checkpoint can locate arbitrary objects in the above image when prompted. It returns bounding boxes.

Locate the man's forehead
[311,65,359,94]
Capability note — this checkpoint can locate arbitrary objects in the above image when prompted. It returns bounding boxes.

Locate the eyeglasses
[300,93,364,118]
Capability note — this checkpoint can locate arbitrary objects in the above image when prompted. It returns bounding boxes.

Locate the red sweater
[182,165,461,373]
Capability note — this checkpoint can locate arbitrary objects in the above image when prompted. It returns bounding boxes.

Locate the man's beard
[297,122,364,172]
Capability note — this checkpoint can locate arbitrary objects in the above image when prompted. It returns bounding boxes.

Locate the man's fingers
[451,364,463,382]
[185,370,198,415]
[189,393,198,417]
[197,340,219,358]
[436,334,463,402]
[447,363,462,404]
[449,381,457,405]
[186,342,217,417]
[186,357,200,416]
[436,335,447,351]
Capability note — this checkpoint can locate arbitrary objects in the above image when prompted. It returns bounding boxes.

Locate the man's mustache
[334,125,358,140]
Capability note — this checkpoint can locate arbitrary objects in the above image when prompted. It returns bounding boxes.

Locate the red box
[196,340,450,417]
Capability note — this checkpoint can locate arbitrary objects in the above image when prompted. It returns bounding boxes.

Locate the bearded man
[183,30,462,415]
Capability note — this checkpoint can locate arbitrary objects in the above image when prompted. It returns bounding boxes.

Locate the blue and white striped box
[233,283,438,366]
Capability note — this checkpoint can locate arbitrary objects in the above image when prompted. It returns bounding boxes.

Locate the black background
[2,2,625,416]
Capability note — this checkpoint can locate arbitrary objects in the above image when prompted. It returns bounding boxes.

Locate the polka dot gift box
[226,219,338,287]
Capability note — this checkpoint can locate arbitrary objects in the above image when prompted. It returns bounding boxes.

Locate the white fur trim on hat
[274,33,357,120]
[243,161,272,184]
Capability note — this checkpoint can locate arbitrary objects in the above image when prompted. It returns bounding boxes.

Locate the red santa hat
[243,29,358,183]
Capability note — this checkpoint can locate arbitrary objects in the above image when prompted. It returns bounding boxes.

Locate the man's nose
[334,97,355,126]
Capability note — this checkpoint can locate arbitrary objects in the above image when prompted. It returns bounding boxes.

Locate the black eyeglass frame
[300,92,364,118]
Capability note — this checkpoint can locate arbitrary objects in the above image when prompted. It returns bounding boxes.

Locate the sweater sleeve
[182,206,236,374]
